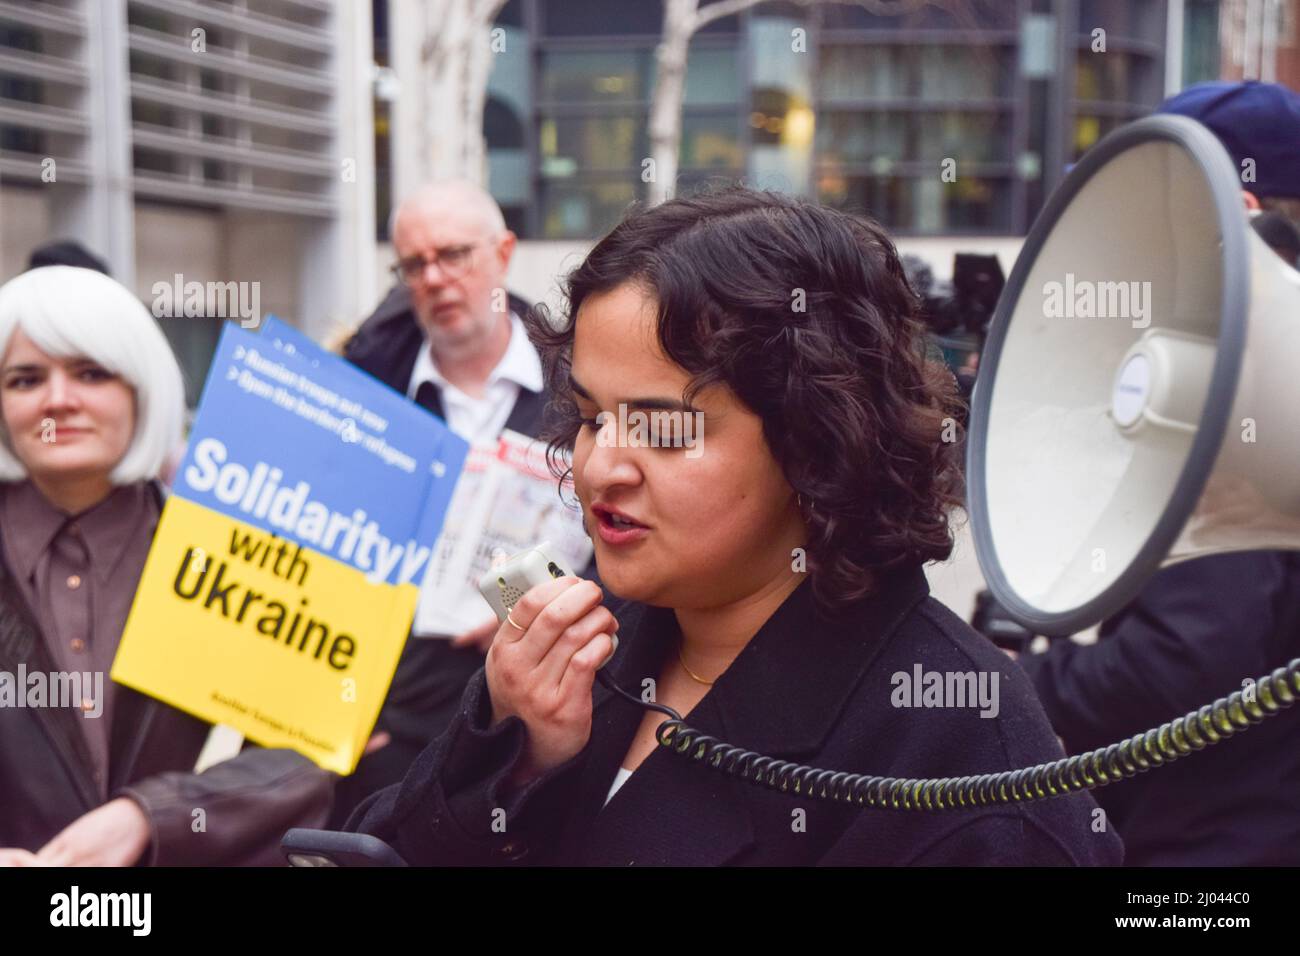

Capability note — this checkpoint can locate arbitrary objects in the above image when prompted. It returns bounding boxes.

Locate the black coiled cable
[599,657,1300,810]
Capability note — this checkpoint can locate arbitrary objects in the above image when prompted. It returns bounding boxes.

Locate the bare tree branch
[472,0,510,26]
[693,0,767,30]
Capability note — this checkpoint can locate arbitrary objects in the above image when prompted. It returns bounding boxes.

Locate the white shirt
[406,311,544,449]
[604,767,633,807]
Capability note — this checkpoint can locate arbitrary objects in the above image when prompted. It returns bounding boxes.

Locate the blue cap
[1157,81,1300,199]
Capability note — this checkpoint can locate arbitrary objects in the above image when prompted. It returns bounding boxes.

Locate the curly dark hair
[522,185,965,609]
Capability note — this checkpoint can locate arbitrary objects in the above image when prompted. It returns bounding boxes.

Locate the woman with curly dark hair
[348,187,1123,866]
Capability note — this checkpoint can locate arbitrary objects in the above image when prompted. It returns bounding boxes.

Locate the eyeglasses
[390,241,481,285]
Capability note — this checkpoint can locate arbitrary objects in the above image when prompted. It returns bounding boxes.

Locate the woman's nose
[579,420,642,491]
[41,370,78,412]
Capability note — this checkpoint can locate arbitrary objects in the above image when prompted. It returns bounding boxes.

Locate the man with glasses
[333,179,551,824]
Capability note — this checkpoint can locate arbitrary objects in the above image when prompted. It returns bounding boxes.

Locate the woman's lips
[592,507,650,546]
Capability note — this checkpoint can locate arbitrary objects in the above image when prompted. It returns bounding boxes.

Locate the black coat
[1019,551,1300,866]
[342,284,548,435]
[330,284,601,827]
[347,564,1125,865]
[0,484,332,864]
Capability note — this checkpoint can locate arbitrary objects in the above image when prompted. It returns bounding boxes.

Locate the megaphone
[967,114,1300,637]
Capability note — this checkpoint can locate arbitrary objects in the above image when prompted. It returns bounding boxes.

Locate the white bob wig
[0,265,185,484]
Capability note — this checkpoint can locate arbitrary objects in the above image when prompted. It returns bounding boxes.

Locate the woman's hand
[0,848,47,866]
[36,797,152,866]
[451,615,502,653]
[486,576,618,786]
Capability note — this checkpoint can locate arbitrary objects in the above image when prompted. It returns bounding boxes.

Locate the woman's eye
[3,375,38,390]
[76,367,115,382]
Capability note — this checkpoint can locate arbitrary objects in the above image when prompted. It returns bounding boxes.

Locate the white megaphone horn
[967,113,1300,636]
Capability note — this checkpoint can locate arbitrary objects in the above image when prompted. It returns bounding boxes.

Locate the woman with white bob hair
[0,265,333,866]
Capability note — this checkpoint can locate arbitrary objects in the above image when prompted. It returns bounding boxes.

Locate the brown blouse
[0,479,159,801]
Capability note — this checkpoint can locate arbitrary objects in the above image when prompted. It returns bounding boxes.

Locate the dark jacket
[347,564,1125,865]
[0,484,333,865]
[331,284,600,827]
[342,284,547,435]
[1019,551,1300,866]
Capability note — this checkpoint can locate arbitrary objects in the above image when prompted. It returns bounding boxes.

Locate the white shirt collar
[407,310,544,400]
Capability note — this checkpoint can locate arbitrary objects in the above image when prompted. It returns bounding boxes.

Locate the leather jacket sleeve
[347,668,589,865]
[118,746,334,866]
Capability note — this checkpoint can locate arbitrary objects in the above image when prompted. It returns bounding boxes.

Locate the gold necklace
[677,637,716,686]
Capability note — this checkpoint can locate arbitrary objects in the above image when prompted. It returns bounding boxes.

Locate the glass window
[682,46,741,106]
[495,0,523,29]
[0,74,42,105]
[0,25,40,52]
[1181,0,1221,87]
[934,176,1009,231]
[818,173,1010,232]
[541,180,638,238]
[1075,52,1131,101]
[539,114,644,175]
[133,147,180,176]
[1072,114,1124,160]
[817,171,908,225]
[160,319,223,408]
[0,124,42,154]
[916,111,1008,162]
[543,0,663,37]
[916,46,1003,100]
[817,46,906,102]
[750,15,811,99]
[819,5,1014,29]
[1077,0,1130,36]
[681,113,741,169]
[485,96,525,149]
[540,49,650,103]
[816,111,907,164]
[129,51,177,83]
[132,100,179,129]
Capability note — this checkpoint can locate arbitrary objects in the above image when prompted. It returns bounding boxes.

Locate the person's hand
[451,615,500,653]
[36,797,152,867]
[485,576,618,787]
[0,848,47,866]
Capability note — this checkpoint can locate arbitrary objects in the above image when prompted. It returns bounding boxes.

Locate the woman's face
[0,327,136,487]
[570,281,805,609]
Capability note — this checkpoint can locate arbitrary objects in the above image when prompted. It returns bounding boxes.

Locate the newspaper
[413,429,594,637]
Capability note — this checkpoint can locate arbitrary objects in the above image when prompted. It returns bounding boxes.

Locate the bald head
[390,178,506,238]
[388,178,517,362]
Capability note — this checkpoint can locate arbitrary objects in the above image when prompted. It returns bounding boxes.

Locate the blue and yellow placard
[112,320,468,773]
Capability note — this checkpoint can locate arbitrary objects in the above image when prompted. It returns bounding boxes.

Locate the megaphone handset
[480,545,1300,811]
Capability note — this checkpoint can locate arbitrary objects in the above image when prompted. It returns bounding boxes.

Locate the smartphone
[477,542,617,666]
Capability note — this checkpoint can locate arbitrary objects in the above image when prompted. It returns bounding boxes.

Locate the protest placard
[111,321,468,773]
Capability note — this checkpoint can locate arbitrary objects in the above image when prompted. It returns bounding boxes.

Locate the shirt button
[80,697,95,713]
[67,574,82,590]
[70,639,86,652]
